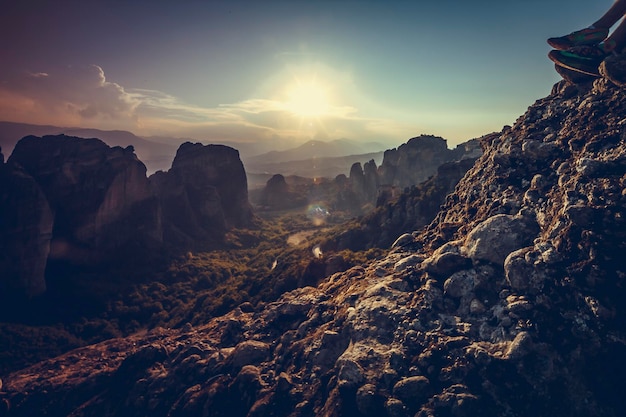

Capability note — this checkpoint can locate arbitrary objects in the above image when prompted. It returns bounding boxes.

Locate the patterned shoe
[548,27,609,50]
[548,45,610,76]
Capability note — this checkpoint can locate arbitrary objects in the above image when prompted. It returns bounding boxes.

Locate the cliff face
[0,135,162,297]
[0,138,254,298]
[0,163,54,297]
[3,78,626,417]
[347,136,481,207]
[378,135,481,189]
[330,154,483,251]
[150,142,253,245]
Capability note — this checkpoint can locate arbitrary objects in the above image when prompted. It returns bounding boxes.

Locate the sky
[0,0,614,151]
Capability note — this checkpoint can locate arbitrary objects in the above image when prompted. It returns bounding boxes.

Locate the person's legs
[548,0,626,50]
[603,16,626,52]
[593,0,626,29]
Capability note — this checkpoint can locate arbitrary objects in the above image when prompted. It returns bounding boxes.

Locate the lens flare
[307,203,330,226]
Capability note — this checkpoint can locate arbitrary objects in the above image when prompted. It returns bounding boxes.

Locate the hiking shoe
[554,63,598,85]
[548,45,610,76]
[548,27,608,50]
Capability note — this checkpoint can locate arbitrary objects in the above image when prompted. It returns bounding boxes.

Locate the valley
[0,132,474,377]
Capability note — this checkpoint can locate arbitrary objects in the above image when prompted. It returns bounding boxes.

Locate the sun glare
[285,80,331,118]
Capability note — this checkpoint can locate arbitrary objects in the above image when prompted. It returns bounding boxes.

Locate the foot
[548,45,611,76]
[548,27,609,50]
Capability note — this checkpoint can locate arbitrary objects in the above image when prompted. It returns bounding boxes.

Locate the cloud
[0,65,138,128]
[0,64,420,148]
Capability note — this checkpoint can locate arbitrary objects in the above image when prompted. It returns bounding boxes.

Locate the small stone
[356,384,382,415]
[469,298,486,314]
[505,331,533,360]
[392,375,430,406]
[276,372,292,392]
[229,340,270,368]
[394,254,424,272]
[392,233,414,248]
[337,359,364,390]
[443,270,476,299]
[385,398,408,417]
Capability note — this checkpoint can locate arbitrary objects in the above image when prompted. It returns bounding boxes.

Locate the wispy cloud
[0,64,138,128]
[0,64,417,146]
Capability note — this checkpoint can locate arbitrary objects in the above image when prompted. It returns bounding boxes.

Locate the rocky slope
[2,76,626,417]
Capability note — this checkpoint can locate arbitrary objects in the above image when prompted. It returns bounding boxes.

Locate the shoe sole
[548,39,599,50]
[554,64,598,84]
[548,50,601,77]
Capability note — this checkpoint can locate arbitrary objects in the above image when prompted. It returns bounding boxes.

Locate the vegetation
[0,209,383,375]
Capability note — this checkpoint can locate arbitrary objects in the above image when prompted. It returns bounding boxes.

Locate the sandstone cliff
[378,135,481,189]
[2,77,626,417]
[150,142,253,246]
[346,136,481,207]
[329,154,482,251]
[0,137,254,299]
[0,135,162,297]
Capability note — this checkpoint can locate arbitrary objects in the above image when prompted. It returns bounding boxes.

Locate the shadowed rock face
[258,174,307,210]
[171,143,252,229]
[0,135,162,297]
[0,163,53,297]
[0,138,255,298]
[348,137,481,207]
[150,142,253,245]
[3,78,626,417]
[330,156,481,251]
[379,135,481,189]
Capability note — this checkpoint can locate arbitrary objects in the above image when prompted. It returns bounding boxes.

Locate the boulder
[229,340,270,368]
[463,214,539,265]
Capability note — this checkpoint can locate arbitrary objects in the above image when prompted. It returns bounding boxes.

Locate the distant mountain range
[0,122,393,180]
[0,122,178,173]
[245,139,386,165]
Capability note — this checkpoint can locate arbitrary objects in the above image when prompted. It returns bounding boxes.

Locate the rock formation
[0,163,54,297]
[328,154,482,251]
[378,135,481,189]
[0,135,162,297]
[150,143,253,245]
[2,76,626,417]
[257,174,307,210]
[347,136,481,207]
[0,138,254,298]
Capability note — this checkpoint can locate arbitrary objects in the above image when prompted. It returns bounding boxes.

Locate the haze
[0,0,608,151]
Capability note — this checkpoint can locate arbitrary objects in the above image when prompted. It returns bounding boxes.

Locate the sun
[285,80,331,118]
